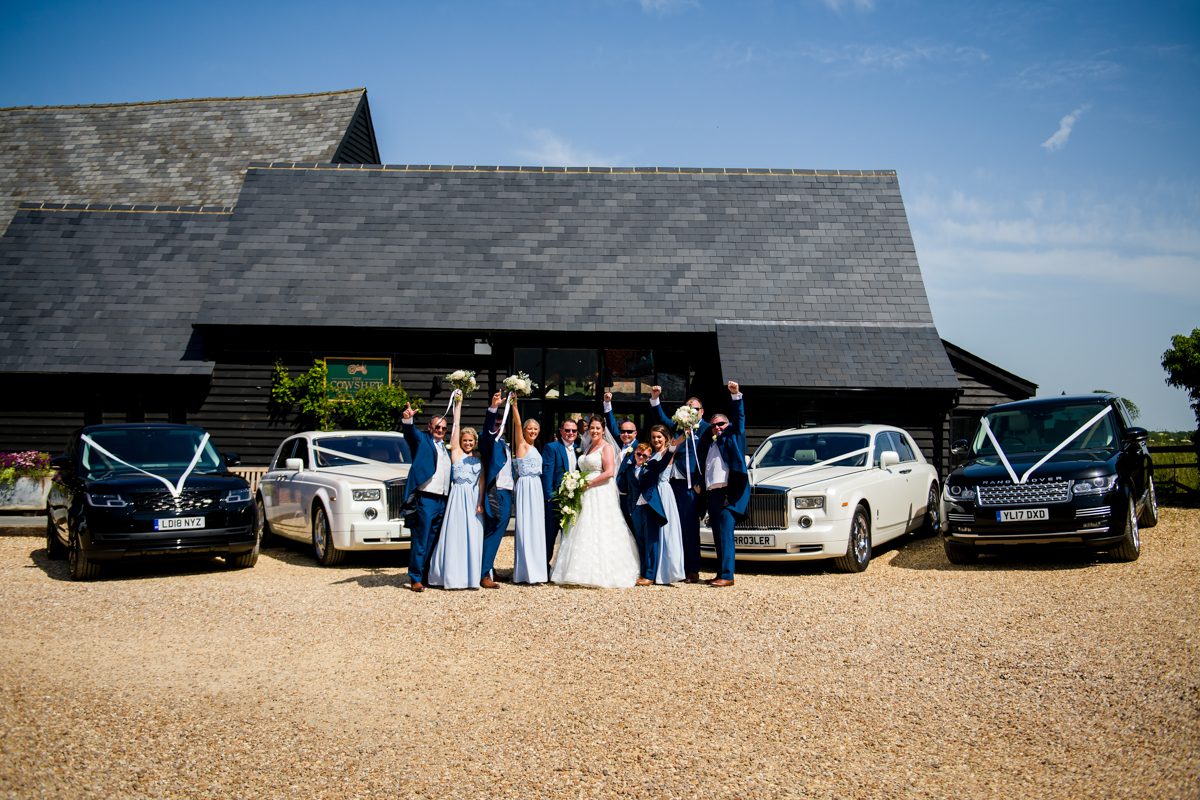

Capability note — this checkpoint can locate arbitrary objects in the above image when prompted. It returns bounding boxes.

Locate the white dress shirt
[496,442,515,491]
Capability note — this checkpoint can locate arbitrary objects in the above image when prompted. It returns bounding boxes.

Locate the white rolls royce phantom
[700,425,942,572]
[257,431,411,566]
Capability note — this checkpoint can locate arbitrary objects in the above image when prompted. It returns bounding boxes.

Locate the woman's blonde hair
[459,427,478,447]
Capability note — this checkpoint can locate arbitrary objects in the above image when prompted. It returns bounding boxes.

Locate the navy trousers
[408,492,447,584]
[707,487,737,581]
[670,478,702,575]
[481,488,513,578]
[632,504,662,581]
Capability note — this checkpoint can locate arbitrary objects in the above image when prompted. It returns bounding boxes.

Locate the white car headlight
[86,493,128,508]
[223,488,252,504]
[1073,475,1117,495]
[794,496,824,510]
[352,488,382,502]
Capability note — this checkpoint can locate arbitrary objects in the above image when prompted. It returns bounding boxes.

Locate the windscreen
[973,403,1116,457]
[81,428,223,479]
[314,435,410,467]
[753,433,870,469]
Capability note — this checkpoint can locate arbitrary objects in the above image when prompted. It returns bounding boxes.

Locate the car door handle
[899,468,912,474]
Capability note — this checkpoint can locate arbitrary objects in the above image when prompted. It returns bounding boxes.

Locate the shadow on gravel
[889,535,1110,572]
[715,534,918,577]
[28,546,236,582]
[262,537,411,588]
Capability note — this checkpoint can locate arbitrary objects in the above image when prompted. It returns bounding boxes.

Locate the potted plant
[0,451,55,511]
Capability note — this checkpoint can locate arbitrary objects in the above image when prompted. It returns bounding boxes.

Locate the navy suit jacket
[695,394,750,517]
[632,450,673,526]
[479,407,514,522]
[651,401,710,485]
[606,407,639,496]
[540,439,574,506]
[400,421,442,505]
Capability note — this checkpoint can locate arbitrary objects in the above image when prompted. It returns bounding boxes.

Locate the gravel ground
[1,509,1197,799]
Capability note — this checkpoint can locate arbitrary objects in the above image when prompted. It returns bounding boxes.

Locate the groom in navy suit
[649,386,710,583]
[540,417,579,571]
[695,381,750,587]
[400,403,452,593]
[603,391,640,531]
[478,392,514,589]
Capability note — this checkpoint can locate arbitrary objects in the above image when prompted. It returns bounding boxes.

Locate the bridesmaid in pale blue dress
[427,391,484,589]
[649,424,687,585]
[509,399,548,584]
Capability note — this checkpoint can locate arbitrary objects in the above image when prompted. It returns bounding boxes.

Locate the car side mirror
[879,450,900,470]
[951,439,969,456]
[285,457,304,472]
[1121,427,1148,446]
[224,452,241,467]
[50,455,71,471]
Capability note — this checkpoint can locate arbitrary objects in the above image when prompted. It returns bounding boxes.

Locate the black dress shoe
[685,573,700,583]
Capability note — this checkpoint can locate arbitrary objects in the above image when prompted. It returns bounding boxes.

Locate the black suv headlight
[222,488,252,504]
[86,492,129,508]
[1073,475,1117,496]
[945,483,976,502]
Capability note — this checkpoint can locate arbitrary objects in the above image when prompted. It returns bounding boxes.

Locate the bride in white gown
[551,415,641,588]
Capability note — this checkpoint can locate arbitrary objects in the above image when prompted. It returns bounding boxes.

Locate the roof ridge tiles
[252,163,898,177]
[15,201,232,215]
[0,88,366,113]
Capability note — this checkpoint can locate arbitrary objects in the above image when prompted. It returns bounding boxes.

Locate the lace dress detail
[427,457,483,589]
[550,444,640,588]
[512,449,547,584]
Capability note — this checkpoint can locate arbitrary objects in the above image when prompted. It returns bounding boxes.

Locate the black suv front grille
[131,490,222,513]
[977,478,1071,506]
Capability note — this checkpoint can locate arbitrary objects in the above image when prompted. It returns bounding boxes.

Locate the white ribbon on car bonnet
[980,405,1113,485]
[750,447,872,488]
[80,432,211,499]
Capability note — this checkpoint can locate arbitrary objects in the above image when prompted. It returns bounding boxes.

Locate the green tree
[270,359,421,432]
[1161,327,1200,454]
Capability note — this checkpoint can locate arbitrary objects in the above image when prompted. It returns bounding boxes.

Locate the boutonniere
[712,432,719,442]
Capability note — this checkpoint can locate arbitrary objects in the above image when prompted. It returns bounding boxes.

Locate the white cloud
[1042,105,1090,152]
[1015,59,1122,89]
[514,129,620,167]
[803,42,989,71]
[639,0,698,14]
[822,0,875,12]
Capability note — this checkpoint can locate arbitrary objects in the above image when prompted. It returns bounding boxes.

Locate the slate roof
[0,207,226,375]
[718,321,960,390]
[0,163,956,390]
[0,89,373,236]
[200,164,938,332]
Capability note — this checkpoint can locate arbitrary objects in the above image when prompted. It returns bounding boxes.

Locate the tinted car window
[893,432,916,462]
[80,428,223,479]
[273,439,298,470]
[313,435,410,466]
[973,402,1117,456]
[292,439,310,470]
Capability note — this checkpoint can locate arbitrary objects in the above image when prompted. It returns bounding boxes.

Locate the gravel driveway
[1,509,1197,799]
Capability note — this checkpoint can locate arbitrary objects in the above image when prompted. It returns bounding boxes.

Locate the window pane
[544,349,598,399]
[605,349,654,399]
[513,348,544,395]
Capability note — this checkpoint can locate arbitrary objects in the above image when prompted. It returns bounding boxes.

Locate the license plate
[154,516,206,531]
[734,534,775,547]
[996,508,1048,523]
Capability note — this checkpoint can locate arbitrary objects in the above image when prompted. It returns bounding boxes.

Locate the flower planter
[0,477,52,512]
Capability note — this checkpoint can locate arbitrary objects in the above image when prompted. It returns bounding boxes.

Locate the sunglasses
[713,421,729,429]
[432,425,447,432]
[620,429,636,435]
[562,429,577,434]
[634,452,650,460]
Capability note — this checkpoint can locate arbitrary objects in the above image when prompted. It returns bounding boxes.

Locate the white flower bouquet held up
[444,370,478,396]
[671,405,701,431]
[554,470,591,534]
[503,371,539,397]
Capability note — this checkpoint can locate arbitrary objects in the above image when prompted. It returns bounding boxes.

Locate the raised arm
[400,402,423,450]
[448,392,464,461]
[511,399,529,458]
[648,385,673,429]
[603,391,621,439]
[728,380,745,436]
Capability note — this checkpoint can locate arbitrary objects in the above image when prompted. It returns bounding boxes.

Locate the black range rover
[942,394,1156,564]
[46,424,258,580]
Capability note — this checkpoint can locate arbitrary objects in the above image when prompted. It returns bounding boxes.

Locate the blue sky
[2,0,1197,428]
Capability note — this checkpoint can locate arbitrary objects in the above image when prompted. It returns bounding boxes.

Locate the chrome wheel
[918,484,941,537]
[834,506,871,573]
[1111,492,1140,562]
[68,522,100,581]
[312,505,344,566]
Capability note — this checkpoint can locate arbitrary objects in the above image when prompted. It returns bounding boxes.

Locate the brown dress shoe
[635,577,653,586]
[709,578,735,588]
[480,576,500,589]
[409,581,425,593]
[685,573,700,583]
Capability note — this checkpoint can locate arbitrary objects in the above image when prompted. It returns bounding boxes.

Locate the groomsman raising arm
[648,385,709,583]
[696,381,750,588]
[603,390,640,531]
[400,403,452,593]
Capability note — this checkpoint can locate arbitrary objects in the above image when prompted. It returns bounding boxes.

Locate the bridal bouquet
[554,470,591,534]
[502,371,538,397]
[444,369,477,396]
[671,405,701,431]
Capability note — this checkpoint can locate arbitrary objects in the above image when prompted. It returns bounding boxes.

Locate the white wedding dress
[551,443,640,588]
